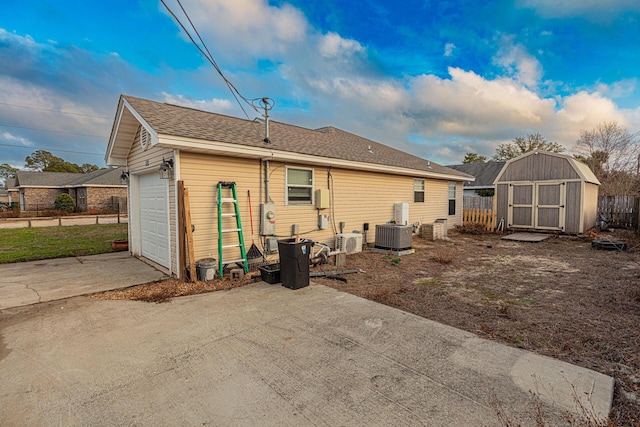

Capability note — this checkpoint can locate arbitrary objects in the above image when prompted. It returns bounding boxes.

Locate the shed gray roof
[13,168,125,188]
[446,162,505,188]
[109,95,472,181]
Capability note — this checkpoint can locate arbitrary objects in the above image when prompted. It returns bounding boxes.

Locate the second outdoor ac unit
[335,233,363,254]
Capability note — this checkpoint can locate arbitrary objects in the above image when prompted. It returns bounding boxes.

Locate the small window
[286,167,313,205]
[448,182,456,215]
[413,179,425,203]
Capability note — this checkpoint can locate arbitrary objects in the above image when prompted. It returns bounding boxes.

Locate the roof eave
[158,135,472,181]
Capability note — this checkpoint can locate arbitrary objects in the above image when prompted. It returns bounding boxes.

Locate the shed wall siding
[565,181,581,233]
[583,183,599,231]
[496,184,509,227]
[498,155,580,182]
[128,127,176,274]
[178,152,461,263]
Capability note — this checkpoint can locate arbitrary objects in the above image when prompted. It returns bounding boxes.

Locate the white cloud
[518,0,640,19]
[0,131,32,146]
[594,79,637,99]
[319,33,365,58]
[174,0,308,63]
[161,93,234,113]
[444,43,456,57]
[493,35,543,88]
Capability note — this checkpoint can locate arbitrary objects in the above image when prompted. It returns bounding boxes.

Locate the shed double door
[508,182,565,231]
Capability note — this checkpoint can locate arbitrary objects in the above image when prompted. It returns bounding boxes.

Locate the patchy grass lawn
[0,224,128,263]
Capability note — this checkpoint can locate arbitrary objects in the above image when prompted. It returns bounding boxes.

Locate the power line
[0,102,110,119]
[0,142,104,156]
[0,123,107,139]
[160,0,265,140]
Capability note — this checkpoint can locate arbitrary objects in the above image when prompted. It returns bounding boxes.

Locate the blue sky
[1,0,639,170]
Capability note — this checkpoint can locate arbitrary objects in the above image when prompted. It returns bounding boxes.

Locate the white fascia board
[105,98,159,166]
[158,135,471,182]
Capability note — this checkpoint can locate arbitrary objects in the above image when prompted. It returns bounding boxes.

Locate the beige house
[105,95,472,277]
[494,150,600,233]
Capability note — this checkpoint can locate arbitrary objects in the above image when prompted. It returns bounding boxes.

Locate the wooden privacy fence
[598,196,639,229]
[463,208,496,231]
[464,196,494,210]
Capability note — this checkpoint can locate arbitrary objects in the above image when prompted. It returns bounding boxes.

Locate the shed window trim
[286,167,314,205]
[448,182,456,215]
[413,179,425,203]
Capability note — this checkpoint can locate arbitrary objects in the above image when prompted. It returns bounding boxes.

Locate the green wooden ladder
[216,181,248,278]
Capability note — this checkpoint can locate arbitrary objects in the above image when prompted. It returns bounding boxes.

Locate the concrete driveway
[0,282,613,426]
[0,253,166,310]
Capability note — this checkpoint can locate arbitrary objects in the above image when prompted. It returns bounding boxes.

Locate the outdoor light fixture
[120,170,130,183]
[158,158,174,179]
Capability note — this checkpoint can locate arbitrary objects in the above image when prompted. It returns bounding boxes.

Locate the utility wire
[0,123,107,139]
[0,142,104,156]
[0,102,110,119]
[160,0,264,140]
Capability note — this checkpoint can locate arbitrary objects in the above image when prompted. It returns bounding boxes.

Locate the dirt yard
[315,230,640,425]
[94,229,640,424]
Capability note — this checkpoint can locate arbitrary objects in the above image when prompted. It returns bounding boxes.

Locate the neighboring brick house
[8,168,127,212]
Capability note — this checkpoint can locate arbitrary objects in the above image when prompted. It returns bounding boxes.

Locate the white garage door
[139,173,170,268]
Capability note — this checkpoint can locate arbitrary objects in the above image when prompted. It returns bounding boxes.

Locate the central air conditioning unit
[335,233,363,254]
[375,224,413,250]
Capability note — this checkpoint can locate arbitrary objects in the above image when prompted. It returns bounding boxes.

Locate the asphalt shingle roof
[14,168,124,188]
[446,162,505,187]
[123,95,471,179]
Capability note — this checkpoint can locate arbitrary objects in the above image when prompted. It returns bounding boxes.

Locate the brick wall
[22,188,66,209]
[85,187,128,212]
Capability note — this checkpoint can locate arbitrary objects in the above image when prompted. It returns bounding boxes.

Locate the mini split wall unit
[493,150,600,234]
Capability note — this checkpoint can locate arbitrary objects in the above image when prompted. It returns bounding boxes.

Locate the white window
[286,167,313,205]
[448,182,456,215]
[414,179,425,203]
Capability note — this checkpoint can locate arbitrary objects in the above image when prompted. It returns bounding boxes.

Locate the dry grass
[432,246,457,264]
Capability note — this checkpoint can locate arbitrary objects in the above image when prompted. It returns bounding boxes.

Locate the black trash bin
[278,238,311,289]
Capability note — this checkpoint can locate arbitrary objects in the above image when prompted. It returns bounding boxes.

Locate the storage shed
[494,150,600,233]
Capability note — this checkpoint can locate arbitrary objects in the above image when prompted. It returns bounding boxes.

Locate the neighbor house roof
[13,168,125,188]
[106,95,473,182]
[446,162,505,189]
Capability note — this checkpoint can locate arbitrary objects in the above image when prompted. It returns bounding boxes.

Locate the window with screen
[286,167,313,205]
[448,182,456,215]
[414,179,425,203]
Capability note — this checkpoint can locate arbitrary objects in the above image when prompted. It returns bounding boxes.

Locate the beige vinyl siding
[179,153,462,263]
[128,127,177,274]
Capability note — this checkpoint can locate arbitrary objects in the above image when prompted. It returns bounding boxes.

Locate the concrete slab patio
[0,252,167,310]
[0,282,614,426]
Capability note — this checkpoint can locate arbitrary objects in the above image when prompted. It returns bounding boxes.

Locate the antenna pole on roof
[258,97,274,144]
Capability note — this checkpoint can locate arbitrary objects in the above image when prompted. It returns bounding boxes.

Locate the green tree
[24,150,97,173]
[80,163,99,173]
[462,153,488,164]
[493,133,564,161]
[0,163,18,186]
[25,150,65,171]
[54,193,75,213]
